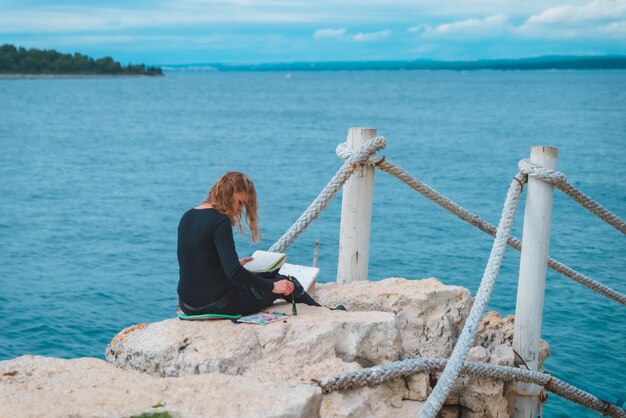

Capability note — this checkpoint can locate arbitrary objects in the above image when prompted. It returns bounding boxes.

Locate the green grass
[130,412,172,418]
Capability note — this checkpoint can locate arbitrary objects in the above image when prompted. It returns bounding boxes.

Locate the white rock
[490,344,514,367]
[0,355,321,418]
[2,278,552,418]
[321,385,424,418]
[313,278,473,359]
[475,312,551,372]
[106,304,400,380]
[405,373,430,401]
[452,311,554,418]
[391,394,404,408]
[467,346,489,363]
[458,377,508,417]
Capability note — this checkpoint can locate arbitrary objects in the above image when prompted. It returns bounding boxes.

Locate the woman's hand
[272,279,294,296]
[239,257,253,266]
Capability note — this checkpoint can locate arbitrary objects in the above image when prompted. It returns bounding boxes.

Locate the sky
[1,0,625,65]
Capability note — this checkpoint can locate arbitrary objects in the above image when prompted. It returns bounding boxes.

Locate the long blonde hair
[206,171,260,243]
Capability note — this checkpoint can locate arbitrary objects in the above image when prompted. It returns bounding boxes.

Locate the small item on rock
[236,311,287,325]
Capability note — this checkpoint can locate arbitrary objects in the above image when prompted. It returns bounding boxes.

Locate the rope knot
[336,136,386,166]
[518,159,567,186]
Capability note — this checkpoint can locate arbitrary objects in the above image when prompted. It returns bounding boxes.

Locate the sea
[1,70,624,417]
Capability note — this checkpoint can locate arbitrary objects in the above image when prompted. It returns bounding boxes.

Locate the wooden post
[337,128,376,284]
[513,146,558,418]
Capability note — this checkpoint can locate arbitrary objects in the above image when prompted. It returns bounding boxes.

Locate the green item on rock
[177,313,242,321]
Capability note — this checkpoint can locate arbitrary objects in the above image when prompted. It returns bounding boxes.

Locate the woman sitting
[177,171,322,317]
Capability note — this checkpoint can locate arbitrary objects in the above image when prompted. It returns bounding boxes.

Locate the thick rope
[376,159,626,306]
[268,136,386,253]
[335,141,384,166]
[280,144,624,416]
[315,358,625,418]
[519,159,626,234]
[418,173,525,417]
[293,145,625,417]
[546,257,625,306]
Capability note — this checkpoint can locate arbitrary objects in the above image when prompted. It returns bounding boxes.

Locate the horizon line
[157,55,626,71]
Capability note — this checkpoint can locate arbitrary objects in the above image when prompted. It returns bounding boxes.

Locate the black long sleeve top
[176,208,273,308]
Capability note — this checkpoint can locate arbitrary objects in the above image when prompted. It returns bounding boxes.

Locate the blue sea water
[0,70,624,416]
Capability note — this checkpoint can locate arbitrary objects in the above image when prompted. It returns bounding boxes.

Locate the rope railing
[418,172,525,417]
[375,158,626,306]
[268,136,386,253]
[274,137,624,417]
[314,357,626,418]
[519,159,626,234]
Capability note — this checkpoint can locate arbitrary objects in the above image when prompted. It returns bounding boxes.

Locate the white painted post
[337,128,376,284]
[513,146,558,418]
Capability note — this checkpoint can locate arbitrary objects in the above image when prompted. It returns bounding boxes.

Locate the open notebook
[278,263,319,293]
[244,250,319,293]
[243,250,287,273]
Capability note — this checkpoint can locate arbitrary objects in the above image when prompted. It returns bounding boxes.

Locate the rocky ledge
[0,278,550,418]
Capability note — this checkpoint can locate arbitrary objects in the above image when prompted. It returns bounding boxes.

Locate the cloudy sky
[1,0,625,65]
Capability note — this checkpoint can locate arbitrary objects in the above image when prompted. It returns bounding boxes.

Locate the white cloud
[526,0,626,24]
[516,0,626,38]
[408,14,510,38]
[313,28,346,39]
[0,6,320,33]
[314,27,392,42]
[599,19,626,33]
[352,30,391,41]
[433,14,509,35]
[24,34,224,48]
[55,35,138,44]
[407,24,429,33]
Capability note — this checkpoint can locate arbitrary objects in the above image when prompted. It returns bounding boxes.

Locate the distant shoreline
[162,56,626,72]
[0,74,163,79]
[4,55,626,77]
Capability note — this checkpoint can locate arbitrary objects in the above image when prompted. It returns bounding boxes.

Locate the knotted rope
[335,141,384,166]
[275,140,624,416]
[377,159,626,306]
[315,358,626,418]
[277,140,624,417]
[269,136,386,253]
[519,159,626,234]
[418,172,525,417]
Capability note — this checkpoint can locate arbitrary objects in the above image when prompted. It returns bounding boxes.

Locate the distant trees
[0,44,163,76]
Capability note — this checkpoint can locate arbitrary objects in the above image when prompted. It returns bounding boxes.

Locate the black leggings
[218,287,320,316]
[181,278,322,317]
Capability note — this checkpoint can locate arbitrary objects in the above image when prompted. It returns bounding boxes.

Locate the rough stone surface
[405,373,430,401]
[321,385,424,418]
[475,312,549,369]
[2,278,552,418]
[438,405,461,418]
[313,278,473,359]
[453,312,550,418]
[0,355,321,418]
[106,304,400,380]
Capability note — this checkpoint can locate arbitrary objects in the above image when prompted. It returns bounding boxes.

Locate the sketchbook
[278,263,319,293]
[237,311,287,325]
[243,250,287,273]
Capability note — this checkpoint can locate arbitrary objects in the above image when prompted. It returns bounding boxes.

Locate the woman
[177,171,322,316]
